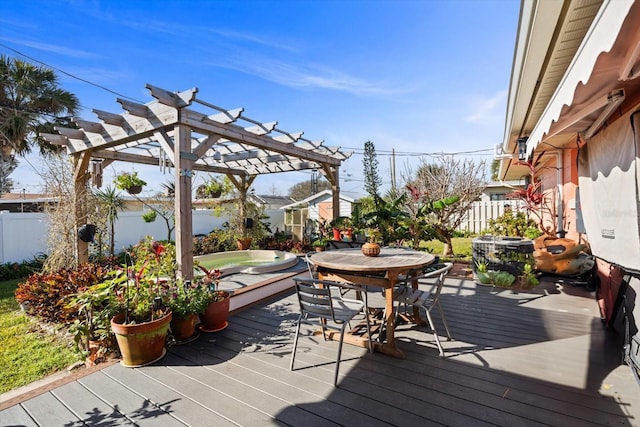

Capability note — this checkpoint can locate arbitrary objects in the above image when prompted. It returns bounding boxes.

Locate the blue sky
[1,0,519,198]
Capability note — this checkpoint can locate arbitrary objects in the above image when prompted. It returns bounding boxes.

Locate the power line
[343,146,496,157]
[0,42,144,104]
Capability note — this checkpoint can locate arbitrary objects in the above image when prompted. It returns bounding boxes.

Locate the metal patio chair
[290,277,373,386]
[379,262,454,357]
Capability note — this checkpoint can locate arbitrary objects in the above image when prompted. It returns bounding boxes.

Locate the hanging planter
[114,171,147,195]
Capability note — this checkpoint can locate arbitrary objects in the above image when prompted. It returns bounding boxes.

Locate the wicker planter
[361,242,381,257]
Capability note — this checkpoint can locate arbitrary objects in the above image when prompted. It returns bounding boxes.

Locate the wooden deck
[2,272,639,426]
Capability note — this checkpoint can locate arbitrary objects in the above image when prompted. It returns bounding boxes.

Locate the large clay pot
[361,242,381,257]
[110,310,172,367]
[170,312,199,342]
[332,228,342,241]
[236,237,252,250]
[199,292,231,332]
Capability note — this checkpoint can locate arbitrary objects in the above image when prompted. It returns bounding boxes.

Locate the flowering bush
[161,278,214,318]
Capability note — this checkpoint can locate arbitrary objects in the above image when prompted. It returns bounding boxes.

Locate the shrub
[14,263,110,324]
[0,254,47,281]
[488,209,539,238]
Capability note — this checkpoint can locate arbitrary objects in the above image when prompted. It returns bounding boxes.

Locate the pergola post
[331,168,340,220]
[73,152,92,265]
[174,124,193,279]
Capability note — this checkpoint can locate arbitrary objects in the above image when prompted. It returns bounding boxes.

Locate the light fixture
[493,144,515,160]
[583,89,625,139]
[213,151,222,161]
[517,137,528,161]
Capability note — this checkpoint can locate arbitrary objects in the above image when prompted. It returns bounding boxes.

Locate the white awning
[526,0,634,156]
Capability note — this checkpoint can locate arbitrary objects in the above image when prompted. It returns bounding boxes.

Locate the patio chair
[378,262,454,357]
[290,277,373,386]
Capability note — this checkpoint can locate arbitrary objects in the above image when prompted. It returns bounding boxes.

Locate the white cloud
[0,36,100,59]
[464,90,507,124]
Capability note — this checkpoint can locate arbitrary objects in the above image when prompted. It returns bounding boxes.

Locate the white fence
[0,209,285,264]
[456,200,527,234]
[1,201,516,263]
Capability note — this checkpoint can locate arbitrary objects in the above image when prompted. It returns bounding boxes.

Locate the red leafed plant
[507,160,557,236]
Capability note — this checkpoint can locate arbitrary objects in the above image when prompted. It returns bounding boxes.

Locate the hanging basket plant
[114,172,147,195]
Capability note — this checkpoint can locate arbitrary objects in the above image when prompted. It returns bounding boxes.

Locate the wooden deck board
[2,275,639,427]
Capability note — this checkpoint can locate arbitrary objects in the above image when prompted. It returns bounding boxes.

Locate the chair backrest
[421,262,453,300]
[294,278,337,322]
[305,253,317,278]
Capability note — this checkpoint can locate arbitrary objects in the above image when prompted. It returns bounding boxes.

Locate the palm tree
[95,186,125,256]
[0,55,79,161]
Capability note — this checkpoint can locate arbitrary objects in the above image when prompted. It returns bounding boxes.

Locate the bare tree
[40,154,104,271]
[404,155,486,256]
[288,179,331,201]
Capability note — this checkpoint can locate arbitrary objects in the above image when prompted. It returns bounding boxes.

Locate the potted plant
[362,227,382,257]
[100,238,175,366]
[474,260,493,285]
[311,236,328,252]
[161,278,212,342]
[196,176,228,199]
[114,171,147,195]
[195,265,231,332]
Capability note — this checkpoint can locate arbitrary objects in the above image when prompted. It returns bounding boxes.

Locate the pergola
[41,84,352,278]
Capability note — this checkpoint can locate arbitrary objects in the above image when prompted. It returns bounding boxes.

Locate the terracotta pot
[236,237,252,250]
[170,312,199,341]
[314,246,325,252]
[361,242,381,257]
[199,292,231,332]
[110,310,172,367]
[332,228,342,241]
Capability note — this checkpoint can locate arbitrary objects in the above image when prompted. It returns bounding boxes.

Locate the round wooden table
[310,247,435,358]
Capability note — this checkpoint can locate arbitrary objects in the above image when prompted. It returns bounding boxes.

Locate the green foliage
[160,275,220,318]
[113,171,146,191]
[142,210,157,222]
[363,140,381,200]
[196,175,231,199]
[487,208,539,238]
[0,253,46,281]
[492,271,516,287]
[193,232,228,255]
[518,263,539,289]
[0,55,80,159]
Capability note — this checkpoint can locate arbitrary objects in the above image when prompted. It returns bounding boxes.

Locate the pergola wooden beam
[41,84,351,277]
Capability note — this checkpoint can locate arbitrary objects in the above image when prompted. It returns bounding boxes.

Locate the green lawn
[0,279,81,394]
[421,237,473,261]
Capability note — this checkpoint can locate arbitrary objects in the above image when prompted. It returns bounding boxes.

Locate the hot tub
[194,250,299,276]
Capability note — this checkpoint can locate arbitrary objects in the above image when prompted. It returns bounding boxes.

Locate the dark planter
[111,310,172,367]
[127,185,143,195]
[199,292,231,332]
[170,312,199,342]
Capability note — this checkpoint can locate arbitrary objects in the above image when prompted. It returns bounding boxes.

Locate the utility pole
[391,149,397,191]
